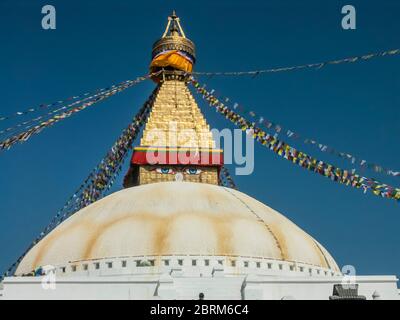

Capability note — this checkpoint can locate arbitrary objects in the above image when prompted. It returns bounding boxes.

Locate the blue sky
[0,0,399,277]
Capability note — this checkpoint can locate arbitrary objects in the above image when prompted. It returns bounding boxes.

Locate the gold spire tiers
[124,12,223,187]
[140,80,215,148]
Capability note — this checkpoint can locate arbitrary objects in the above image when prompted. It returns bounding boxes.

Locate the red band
[131,150,224,166]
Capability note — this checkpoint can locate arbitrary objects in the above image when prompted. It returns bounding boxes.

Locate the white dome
[16,182,339,274]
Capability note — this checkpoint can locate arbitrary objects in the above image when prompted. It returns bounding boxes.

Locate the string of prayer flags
[0,88,157,282]
[189,79,400,179]
[0,74,150,151]
[219,166,238,190]
[50,87,157,223]
[65,95,154,213]
[0,84,131,137]
[190,78,400,202]
[0,76,149,123]
[192,48,400,77]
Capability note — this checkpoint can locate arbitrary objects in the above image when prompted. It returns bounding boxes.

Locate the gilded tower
[124,12,223,187]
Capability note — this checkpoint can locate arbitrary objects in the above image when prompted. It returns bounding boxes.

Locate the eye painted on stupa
[156,167,175,174]
[184,168,202,175]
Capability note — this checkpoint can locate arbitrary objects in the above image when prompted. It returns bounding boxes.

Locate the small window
[299,267,304,272]
[192,260,197,266]
[267,263,272,269]
[94,263,100,270]
[61,267,66,273]
[107,262,113,269]
[324,271,328,276]
[317,269,320,274]
[204,259,210,266]
[279,264,283,270]
[309,268,312,274]
[83,264,88,271]
[71,265,77,272]
[218,260,223,266]
[256,262,261,268]
[136,260,141,267]
[178,259,183,266]
[121,261,127,268]
[163,260,170,266]
[149,260,155,266]
[244,261,249,267]
[231,260,236,267]
[289,265,294,271]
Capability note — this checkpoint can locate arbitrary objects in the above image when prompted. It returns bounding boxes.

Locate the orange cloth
[150,50,193,73]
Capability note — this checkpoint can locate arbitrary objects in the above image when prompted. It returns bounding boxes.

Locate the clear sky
[0,0,399,277]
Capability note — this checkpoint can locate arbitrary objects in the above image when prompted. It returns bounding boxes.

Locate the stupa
[0,12,398,300]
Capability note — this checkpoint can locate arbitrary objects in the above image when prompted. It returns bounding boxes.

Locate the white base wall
[1,274,398,300]
[1,255,398,300]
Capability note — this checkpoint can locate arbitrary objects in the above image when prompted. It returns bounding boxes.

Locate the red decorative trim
[131,150,224,166]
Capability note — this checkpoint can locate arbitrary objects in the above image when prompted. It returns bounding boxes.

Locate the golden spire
[124,13,222,188]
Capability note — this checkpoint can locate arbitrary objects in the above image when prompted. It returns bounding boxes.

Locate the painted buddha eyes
[156,168,175,174]
[155,167,202,175]
[185,168,202,175]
